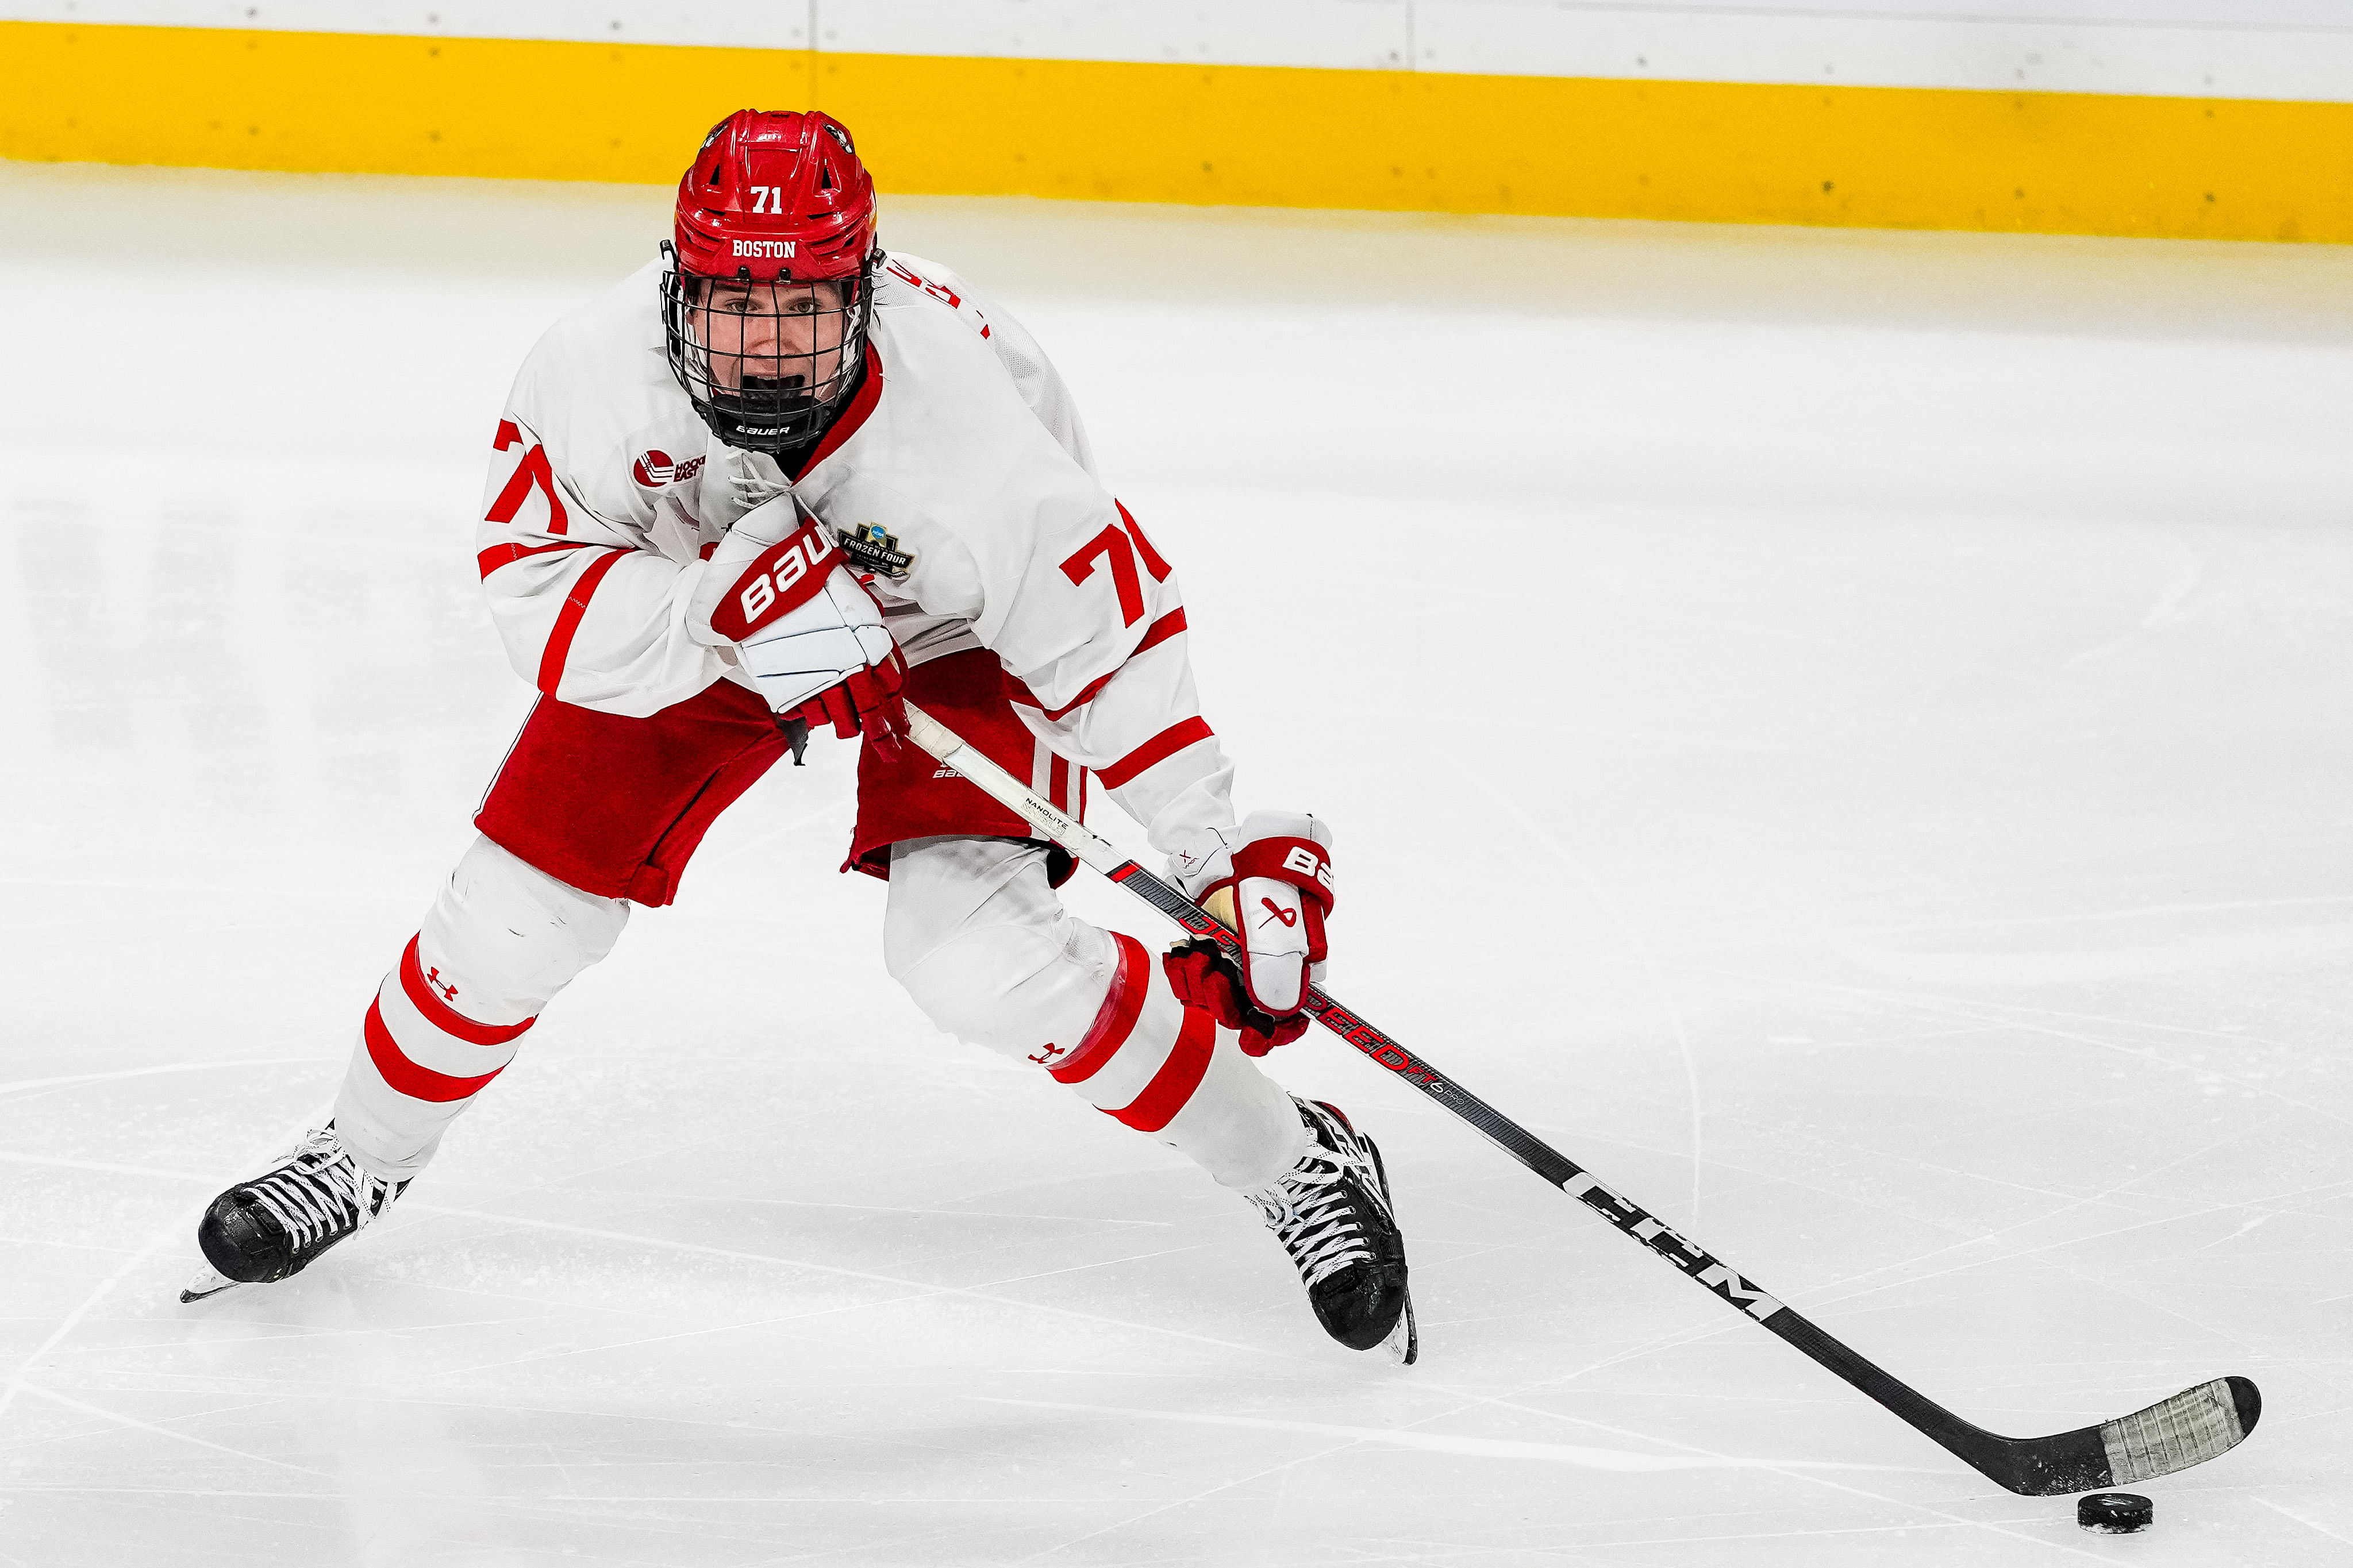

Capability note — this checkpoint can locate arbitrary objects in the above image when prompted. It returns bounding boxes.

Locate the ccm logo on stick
[711,527,840,640]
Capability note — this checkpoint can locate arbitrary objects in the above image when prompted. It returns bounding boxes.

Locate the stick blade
[2098,1375,2260,1487]
[1973,1375,2262,1494]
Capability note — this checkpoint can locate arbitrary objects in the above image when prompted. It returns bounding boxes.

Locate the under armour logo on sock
[1028,1042,1066,1065]
[425,966,460,1003]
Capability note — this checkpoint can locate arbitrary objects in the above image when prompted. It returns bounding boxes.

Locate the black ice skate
[180,1124,409,1303]
[1249,1098,1416,1363]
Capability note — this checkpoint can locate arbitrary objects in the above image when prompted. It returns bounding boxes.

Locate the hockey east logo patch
[840,522,913,581]
[632,450,706,489]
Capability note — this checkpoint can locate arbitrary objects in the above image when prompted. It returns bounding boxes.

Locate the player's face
[694,278,851,398]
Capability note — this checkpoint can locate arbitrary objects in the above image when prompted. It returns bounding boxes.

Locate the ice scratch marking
[0,1058,314,1100]
[426,1209,1286,1361]
[10,1383,329,1478]
[1464,769,1707,1219]
[2256,1498,2353,1547]
[971,1397,1918,1473]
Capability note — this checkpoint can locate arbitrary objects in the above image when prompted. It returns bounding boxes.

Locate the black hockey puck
[2077,1492,2154,1534]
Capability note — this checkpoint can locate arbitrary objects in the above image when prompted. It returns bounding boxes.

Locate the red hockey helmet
[672,109,877,283]
[663,110,882,453]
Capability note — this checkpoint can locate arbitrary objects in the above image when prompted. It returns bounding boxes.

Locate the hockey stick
[899,700,2260,1496]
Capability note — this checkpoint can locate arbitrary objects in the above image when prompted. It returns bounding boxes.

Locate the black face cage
[661,248,878,454]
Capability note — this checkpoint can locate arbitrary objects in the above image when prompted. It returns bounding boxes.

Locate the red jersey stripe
[396,935,536,1046]
[1049,932,1148,1085]
[478,539,601,580]
[1004,607,1189,722]
[1108,1004,1214,1133]
[1094,716,1214,791]
[535,546,629,697]
[363,999,506,1104]
[1132,606,1187,657]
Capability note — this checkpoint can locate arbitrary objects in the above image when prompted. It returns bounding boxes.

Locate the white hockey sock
[333,836,626,1180]
[1043,933,1308,1191]
[887,838,1306,1192]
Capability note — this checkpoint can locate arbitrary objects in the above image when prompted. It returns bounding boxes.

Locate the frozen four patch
[840,522,913,581]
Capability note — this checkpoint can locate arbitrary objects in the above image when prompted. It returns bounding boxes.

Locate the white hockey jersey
[475,252,1233,851]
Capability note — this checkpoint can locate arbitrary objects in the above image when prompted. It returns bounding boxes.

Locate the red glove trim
[1242,1012,1310,1057]
[1162,939,1310,1055]
[1227,835,1336,914]
[708,523,845,642]
[795,647,910,748]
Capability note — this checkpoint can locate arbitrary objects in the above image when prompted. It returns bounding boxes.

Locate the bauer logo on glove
[708,523,843,641]
[1279,843,1333,892]
[686,496,910,748]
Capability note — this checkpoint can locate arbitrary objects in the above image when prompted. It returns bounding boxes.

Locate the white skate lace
[1250,1111,1387,1290]
[242,1128,401,1251]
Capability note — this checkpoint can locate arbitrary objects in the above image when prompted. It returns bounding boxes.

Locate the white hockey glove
[689,495,908,750]
[1163,811,1335,1055]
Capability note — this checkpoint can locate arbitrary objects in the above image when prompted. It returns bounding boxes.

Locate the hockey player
[187,110,1412,1358]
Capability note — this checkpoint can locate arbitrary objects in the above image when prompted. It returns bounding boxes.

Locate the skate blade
[1383,1291,1419,1366]
[178,1261,245,1304]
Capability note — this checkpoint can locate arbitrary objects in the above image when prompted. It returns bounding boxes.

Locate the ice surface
[2,162,2350,1565]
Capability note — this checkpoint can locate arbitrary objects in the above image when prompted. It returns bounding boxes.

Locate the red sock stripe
[397,936,536,1046]
[1049,933,1148,1085]
[1107,1004,1215,1133]
[363,999,506,1104]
